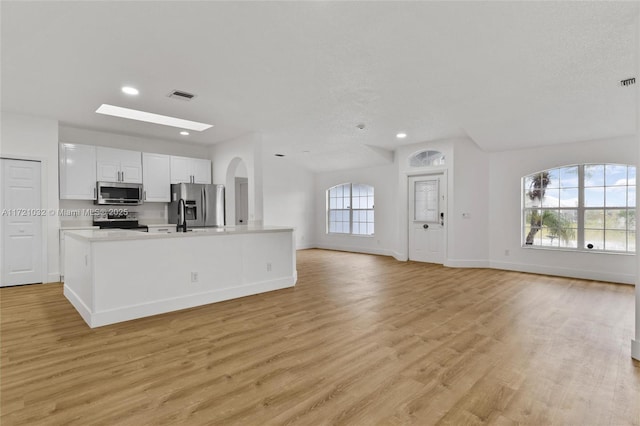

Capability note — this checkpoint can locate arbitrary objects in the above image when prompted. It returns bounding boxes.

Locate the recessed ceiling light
[121,86,139,95]
[180,131,189,136]
[96,104,213,131]
[396,132,407,139]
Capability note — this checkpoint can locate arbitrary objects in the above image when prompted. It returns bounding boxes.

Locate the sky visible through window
[522,164,635,253]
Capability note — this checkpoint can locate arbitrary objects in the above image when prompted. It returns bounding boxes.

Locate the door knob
[423,224,429,229]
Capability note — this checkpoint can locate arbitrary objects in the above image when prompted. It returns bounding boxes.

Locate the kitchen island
[63,226,296,327]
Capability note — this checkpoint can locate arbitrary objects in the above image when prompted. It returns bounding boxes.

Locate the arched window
[327,183,374,235]
[409,150,445,167]
[522,163,635,253]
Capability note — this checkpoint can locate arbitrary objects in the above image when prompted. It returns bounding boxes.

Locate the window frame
[326,183,375,237]
[522,163,635,254]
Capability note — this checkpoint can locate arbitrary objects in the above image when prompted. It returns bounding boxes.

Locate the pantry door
[1,159,43,286]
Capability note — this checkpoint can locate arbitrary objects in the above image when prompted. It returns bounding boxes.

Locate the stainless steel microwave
[95,181,143,205]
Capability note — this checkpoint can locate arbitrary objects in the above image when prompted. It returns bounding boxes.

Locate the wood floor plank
[1,249,639,425]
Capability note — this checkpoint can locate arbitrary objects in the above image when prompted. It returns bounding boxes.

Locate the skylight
[95,104,213,131]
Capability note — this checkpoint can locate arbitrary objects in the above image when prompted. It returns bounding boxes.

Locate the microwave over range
[95,181,143,205]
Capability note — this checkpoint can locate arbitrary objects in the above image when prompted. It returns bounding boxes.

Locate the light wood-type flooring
[1,249,639,425]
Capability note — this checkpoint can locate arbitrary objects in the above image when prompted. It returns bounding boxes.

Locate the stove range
[93,212,148,232]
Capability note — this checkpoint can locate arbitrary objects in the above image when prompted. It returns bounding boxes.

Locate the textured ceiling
[1,1,638,171]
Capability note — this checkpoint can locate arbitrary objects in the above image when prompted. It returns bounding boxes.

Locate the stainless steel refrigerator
[168,183,225,228]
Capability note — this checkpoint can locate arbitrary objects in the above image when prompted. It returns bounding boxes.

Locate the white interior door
[1,159,43,286]
[409,173,446,264]
[235,178,248,225]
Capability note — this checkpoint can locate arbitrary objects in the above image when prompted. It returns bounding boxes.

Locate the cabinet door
[59,143,97,200]
[96,147,142,183]
[142,153,170,202]
[170,156,191,184]
[192,158,212,184]
[96,147,122,182]
[119,150,142,183]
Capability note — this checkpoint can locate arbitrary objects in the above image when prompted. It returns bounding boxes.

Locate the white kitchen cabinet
[169,156,191,184]
[59,226,99,281]
[142,153,171,202]
[170,156,211,184]
[59,143,97,200]
[192,158,212,184]
[97,147,142,183]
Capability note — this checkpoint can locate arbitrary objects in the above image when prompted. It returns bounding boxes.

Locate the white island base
[63,226,296,327]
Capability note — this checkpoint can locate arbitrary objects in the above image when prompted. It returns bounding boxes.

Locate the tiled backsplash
[59,200,169,227]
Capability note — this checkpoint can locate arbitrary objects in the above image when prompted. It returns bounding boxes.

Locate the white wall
[59,126,210,158]
[1,112,60,282]
[210,133,263,226]
[489,135,637,284]
[262,154,315,249]
[450,138,490,266]
[315,163,397,256]
[632,12,639,361]
[395,137,491,267]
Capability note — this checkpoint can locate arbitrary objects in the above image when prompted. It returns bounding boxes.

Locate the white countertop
[65,225,294,242]
[60,225,100,231]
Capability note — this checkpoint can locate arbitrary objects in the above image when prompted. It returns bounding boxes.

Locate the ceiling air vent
[167,90,196,101]
[620,77,636,87]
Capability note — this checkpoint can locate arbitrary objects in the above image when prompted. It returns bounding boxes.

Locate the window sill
[521,245,635,256]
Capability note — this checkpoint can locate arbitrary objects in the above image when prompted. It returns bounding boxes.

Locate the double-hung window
[327,183,374,235]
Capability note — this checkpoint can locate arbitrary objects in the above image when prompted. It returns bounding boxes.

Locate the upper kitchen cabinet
[59,143,97,200]
[142,153,171,202]
[170,156,211,184]
[96,147,142,183]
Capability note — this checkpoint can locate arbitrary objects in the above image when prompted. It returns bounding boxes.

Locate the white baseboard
[296,243,316,250]
[46,272,61,283]
[490,261,635,285]
[65,276,295,328]
[632,340,640,361]
[314,243,392,257]
[64,285,93,325]
[445,259,490,268]
[392,251,407,261]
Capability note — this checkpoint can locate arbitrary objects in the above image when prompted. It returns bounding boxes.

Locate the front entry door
[409,173,446,264]
[1,159,43,286]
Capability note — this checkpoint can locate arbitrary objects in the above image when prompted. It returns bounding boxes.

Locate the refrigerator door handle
[203,187,207,224]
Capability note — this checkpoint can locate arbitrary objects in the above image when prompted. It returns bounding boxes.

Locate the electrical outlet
[191,272,199,283]
[266,263,272,272]
[504,249,510,256]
